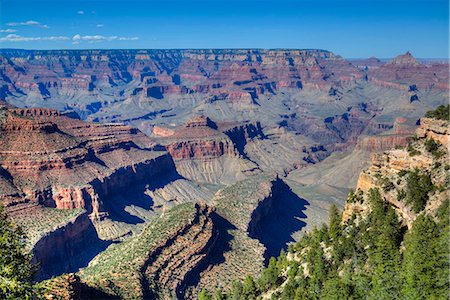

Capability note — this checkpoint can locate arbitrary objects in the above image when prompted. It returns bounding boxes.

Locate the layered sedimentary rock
[156,115,261,183]
[0,103,200,282]
[368,52,449,90]
[355,117,416,152]
[185,175,308,295]
[0,48,364,118]
[0,104,173,219]
[343,115,449,227]
[416,117,449,147]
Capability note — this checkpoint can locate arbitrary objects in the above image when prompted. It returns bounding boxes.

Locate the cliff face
[416,117,449,146]
[1,50,447,118]
[183,175,308,295]
[0,49,362,105]
[343,115,449,227]
[32,213,110,281]
[0,105,174,217]
[368,52,449,90]
[0,104,195,283]
[154,116,262,184]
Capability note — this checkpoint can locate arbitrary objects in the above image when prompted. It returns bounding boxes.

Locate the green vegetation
[0,204,38,299]
[405,169,434,213]
[378,176,395,192]
[201,188,449,299]
[346,189,363,204]
[13,207,84,249]
[424,138,445,159]
[402,214,449,299]
[406,143,421,156]
[424,104,449,121]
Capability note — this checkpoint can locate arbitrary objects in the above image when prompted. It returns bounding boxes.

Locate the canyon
[0,48,448,298]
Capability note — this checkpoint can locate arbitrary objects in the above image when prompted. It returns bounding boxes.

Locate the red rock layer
[368,52,449,90]
[0,106,172,218]
[0,49,364,104]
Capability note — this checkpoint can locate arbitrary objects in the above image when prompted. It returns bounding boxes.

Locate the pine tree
[0,204,37,299]
[402,215,449,299]
[258,257,279,291]
[328,204,341,241]
[366,191,402,299]
[320,277,350,300]
[198,289,212,300]
[242,275,257,299]
[230,280,243,300]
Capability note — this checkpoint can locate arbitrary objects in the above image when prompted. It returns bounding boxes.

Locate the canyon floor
[0,48,448,298]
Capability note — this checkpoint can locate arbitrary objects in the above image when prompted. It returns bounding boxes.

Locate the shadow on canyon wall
[249,180,309,261]
[33,213,113,281]
[102,162,184,225]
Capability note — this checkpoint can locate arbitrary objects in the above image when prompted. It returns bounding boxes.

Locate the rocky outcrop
[387,51,420,66]
[153,125,175,137]
[165,116,238,161]
[167,139,237,161]
[344,115,449,227]
[416,117,449,147]
[145,204,216,299]
[356,134,411,152]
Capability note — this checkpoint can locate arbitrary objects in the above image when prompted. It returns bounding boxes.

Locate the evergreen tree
[328,204,341,241]
[230,280,243,300]
[258,257,278,291]
[198,289,212,300]
[0,204,36,299]
[320,277,350,300]
[405,169,433,213]
[402,215,449,299]
[242,275,257,299]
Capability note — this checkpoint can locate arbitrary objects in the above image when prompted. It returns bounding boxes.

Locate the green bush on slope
[424,104,449,121]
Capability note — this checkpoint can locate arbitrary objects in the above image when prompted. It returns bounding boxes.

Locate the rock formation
[343,114,449,227]
[0,49,448,299]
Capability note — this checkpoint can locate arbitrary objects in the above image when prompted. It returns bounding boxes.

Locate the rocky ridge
[343,115,449,227]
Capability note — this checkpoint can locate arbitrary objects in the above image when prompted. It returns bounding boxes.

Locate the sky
[0,0,448,58]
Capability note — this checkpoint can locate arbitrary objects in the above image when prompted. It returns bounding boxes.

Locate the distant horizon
[0,47,448,60]
[0,0,448,58]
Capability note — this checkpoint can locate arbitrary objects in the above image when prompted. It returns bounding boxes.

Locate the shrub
[424,105,449,121]
[424,138,444,158]
[380,177,395,192]
[407,144,421,156]
[398,170,408,177]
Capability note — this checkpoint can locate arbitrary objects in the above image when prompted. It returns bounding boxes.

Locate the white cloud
[7,20,49,29]
[0,34,69,42]
[0,29,17,33]
[96,24,104,28]
[77,10,85,15]
[72,34,139,43]
[0,33,139,43]
[118,37,139,41]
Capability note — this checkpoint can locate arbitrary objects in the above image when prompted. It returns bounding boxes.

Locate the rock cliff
[343,113,449,227]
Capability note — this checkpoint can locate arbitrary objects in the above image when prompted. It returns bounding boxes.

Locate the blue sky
[0,0,448,58]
